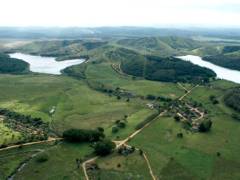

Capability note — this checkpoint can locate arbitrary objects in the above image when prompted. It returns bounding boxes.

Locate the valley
[0,32,240,180]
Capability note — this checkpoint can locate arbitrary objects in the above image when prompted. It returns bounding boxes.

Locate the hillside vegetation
[0,53,29,74]
[204,54,240,70]
[117,36,202,56]
[107,48,216,83]
[1,36,240,180]
[202,45,240,70]
[224,88,240,112]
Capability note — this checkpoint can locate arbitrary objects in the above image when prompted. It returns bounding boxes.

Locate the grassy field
[128,81,240,180]
[14,142,92,180]
[90,151,152,179]
[0,143,52,179]
[0,74,146,134]
[85,62,185,99]
[1,37,240,179]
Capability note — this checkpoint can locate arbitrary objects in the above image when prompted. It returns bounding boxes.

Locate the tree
[93,139,116,156]
[36,153,49,163]
[199,119,212,132]
[174,115,181,122]
[112,126,119,133]
[97,127,104,133]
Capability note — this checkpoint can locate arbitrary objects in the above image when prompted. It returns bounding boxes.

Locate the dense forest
[114,48,216,83]
[224,88,240,112]
[0,53,29,74]
[204,55,240,71]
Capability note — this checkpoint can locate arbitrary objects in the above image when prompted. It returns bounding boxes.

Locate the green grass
[0,143,52,179]
[128,81,240,180]
[0,123,22,146]
[105,108,156,140]
[1,38,240,179]
[0,74,144,135]
[85,62,185,98]
[14,142,92,180]
[91,151,152,179]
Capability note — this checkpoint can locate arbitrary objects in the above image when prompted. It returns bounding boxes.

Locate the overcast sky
[1,0,240,27]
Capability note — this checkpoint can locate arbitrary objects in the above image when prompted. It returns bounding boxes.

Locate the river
[9,53,85,75]
[177,55,240,84]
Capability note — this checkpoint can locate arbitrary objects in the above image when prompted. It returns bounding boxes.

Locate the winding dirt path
[82,111,166,180]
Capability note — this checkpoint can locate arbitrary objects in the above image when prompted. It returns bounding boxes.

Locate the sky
[1,0,240,27]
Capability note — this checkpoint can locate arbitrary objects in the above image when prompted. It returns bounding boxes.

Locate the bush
[146,94,156,100]
[232,113,240,121]
[112,126,119,133]
[174,115,181,122]
[93,139,116,156]
[36,153,49,163]
[177,133,183,138]
[97,127,104,132]
[63,129,105,143]
[117,122,126,128]
[199,119,212,132]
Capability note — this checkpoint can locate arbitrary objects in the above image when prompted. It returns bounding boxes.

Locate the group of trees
[0,53,29,74]
[146,94,172,102]
[209,95,219,104]
[0,108,48,129]
[63,128,116,156]
[93,139,116,156]
[224,88,240,112]
[199,119,212,132]
[62,128,105,142]
[0,108,49,146]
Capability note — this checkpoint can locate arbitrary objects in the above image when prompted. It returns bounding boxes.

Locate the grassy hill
[0,37,240,180]
[117,36,202,56]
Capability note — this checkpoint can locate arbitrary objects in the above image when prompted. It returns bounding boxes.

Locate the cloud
[0,0,240,27]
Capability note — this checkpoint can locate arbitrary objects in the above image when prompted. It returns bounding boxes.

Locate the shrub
[117,121,126,128]
[146,95,156,100]
[112,126,119,133]
[36,153,49,163]
[174,115,181,122]
[177,133,183,138]
[93,139,116,156]
[232,113,240,121]
[199,119,212,132]
[97,127,104,132]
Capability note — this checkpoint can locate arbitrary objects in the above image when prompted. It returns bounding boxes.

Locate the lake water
[177,55,240,84]
[9,53,85,75]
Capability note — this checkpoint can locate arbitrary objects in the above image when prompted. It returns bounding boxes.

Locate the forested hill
[107,48,216,83]
[204,53,240,71]
[202,45,240,71]
[0,53,29,74]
